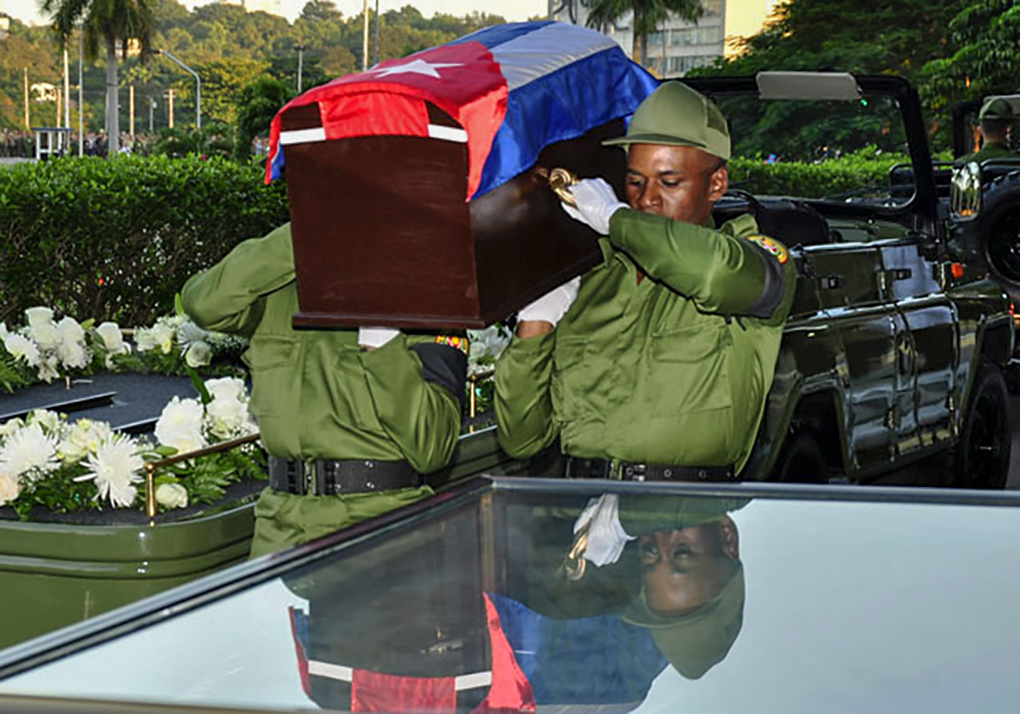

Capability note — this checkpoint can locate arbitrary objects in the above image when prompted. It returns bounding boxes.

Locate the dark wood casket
[267,21,658,329]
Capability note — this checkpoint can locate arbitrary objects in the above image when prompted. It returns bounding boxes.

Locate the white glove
[561,178,627,235]
[358,327,400,348]
[573,494,635,567]
[517,276,580,327]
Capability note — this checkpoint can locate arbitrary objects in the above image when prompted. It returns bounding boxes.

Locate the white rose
[4,333,40,367]
[156,482,189,509]
[0,471,20,506]
[29,321,61,350]
[96,322,125,352]
[56,316,85,343]
[24,306,54,327]
[204,377,247,404]
[206,396,252,439]
[155,396,208,454]
[184,340,212,368]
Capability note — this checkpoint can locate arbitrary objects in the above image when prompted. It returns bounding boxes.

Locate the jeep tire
[952,366,1011,489]
[774,431,829,484]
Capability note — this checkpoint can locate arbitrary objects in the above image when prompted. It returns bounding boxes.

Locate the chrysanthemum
[0,423,60,480]
[75,434,144,507]
[4,333,40,367]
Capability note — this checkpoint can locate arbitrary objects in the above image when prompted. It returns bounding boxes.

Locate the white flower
[96,322,125,352]
[155,396,208,454]
[206,396,256,440]
[184,340,212,368]
[0,417,24,439]
[133,326,157,353]
[28,409,62,434]
[0,471,20,506]
[28,321,61,350]
[37,355,60,383]
[0,322,7,339]
[56,316,85,344]
[205,377,247,404]
[4,333,40,367]
[467,326,511,376]
[75,434,143,507]
[152,323,176,354]
[156,482,188,509]
[176,320,209,347]
[0,423,59,479]
[57,338,89,369]
[24,306,54,328]
[58,419,114,463]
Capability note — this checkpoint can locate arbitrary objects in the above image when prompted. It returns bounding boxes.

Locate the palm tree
[40,0,156,155]
[586,0,705,68]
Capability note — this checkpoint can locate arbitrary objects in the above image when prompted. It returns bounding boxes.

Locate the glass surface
[3,480,1020,713]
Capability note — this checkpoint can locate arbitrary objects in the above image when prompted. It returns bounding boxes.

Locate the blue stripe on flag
[476,47,659,197]
[451,20,556,49]
[489,593,667,706]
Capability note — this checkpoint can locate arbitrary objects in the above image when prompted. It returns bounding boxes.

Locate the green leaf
[185,364,213,405]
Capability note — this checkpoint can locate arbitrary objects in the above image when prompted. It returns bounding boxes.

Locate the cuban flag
[267,21,658,202]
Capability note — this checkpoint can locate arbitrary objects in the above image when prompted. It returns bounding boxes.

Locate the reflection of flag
[486,593,667,707]
[267,21,658,201]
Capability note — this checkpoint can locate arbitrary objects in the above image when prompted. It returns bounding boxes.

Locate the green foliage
[234,75,292,159]
[0,348,33,394]
[728,150,911,199]
[148,121,234,158]
[0,154,289,326]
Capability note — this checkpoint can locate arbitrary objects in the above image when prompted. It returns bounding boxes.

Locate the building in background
[548,0,780,76]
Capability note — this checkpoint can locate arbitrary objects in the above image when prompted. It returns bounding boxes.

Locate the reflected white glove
[517,276,580,327]
[358,326,400,348]
[561,178,627,235]
[573,494,635,567]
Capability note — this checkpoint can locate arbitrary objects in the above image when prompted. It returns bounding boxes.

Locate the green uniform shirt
[495,209,796,474]
[180,223,462,474]
[954,142,1019,166]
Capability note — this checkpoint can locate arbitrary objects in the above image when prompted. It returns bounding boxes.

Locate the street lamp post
[157,49,200,131]
[295,43,305,93]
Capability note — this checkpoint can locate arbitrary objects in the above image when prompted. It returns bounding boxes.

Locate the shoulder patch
[745,234,789,265]
[435,334,469,355]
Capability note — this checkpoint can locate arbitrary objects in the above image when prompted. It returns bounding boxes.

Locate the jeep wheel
[774,432,828,484]
[975,171,1020,288]
[952,367,1011,489]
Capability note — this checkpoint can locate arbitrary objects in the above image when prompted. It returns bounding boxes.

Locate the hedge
[730,152,912,199]
[0,151,916,328]
[0,155,289,327]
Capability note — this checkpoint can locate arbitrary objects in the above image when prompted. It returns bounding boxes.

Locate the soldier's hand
[517,276,581,334]
[561,178,627,235]
[573,493,635,567]
[358,327,400,350]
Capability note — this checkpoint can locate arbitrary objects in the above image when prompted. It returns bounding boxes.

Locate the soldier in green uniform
[495,81,797,480]
[181,223,468,557]
[955,97,1018,166]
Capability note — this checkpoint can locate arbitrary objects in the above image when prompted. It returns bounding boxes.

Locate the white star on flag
[370,58,463,79]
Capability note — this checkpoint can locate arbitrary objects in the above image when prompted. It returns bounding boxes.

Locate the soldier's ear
[708,165,729,202]
[718,515,739,560]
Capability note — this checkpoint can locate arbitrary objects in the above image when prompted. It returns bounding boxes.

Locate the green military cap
[618,494,749,536]
[604,82,731,160]
[622,565,744,680]
[980,97,1015,122]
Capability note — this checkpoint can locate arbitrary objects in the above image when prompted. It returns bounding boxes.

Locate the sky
[2,0,551,26]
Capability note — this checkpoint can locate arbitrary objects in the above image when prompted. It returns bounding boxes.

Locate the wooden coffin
[280,102,626,329]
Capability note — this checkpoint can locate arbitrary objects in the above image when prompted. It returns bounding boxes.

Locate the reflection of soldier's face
[639,516,740,616]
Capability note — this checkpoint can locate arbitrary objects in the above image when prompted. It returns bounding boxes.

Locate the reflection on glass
[286,494,747,711]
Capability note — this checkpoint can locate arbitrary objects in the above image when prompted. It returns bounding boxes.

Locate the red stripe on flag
[472,593,536,714]
[287,607,312,698]
[351,669,456,712]
[268,40,508,201]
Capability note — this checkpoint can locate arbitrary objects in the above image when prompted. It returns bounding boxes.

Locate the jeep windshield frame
[678,73,938,236]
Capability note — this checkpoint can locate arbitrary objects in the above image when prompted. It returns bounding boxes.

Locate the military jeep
[675,73,1015,488]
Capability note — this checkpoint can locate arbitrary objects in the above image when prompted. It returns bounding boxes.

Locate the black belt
[565,456,734,482]
[268,456,421,496]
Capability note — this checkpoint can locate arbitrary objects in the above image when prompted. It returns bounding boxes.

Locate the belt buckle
[621,462,647,482]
